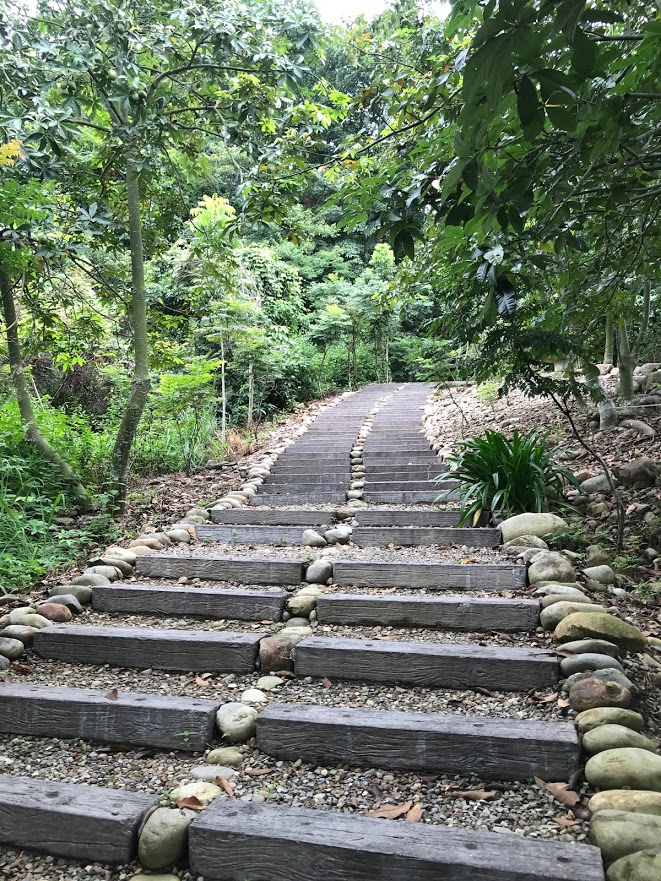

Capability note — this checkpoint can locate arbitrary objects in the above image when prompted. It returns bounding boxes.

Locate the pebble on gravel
[169,781,222,805]
[207,747,244,767]
[191,764,236,781]
[301,529,327,547]
[306,559,333,584]
[585,748,661,792]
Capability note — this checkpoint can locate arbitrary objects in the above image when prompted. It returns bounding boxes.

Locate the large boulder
[499,513,567,544]
[607,851,661,881]
[554,612,646,652]
[590,809,661,864]
[528,551,576,584]
[585,748,661,792]
[590,790,661,816]
[576,707,644,734]
[616,458,660,488]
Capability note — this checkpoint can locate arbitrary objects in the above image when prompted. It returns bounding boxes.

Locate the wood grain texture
[362,481,456,491]
[332,560,527,590]
[197,525,322,545]
[354,509,473,527]
[189,800,605,881]
[363,490,451,503]
[92,583,286,621]
[0,775,156,863]
[293,637,558,691]
[362,451,440,460]
[136,553,305,585]
[266,474,350,484]
[0,683,219,750]
[210,509,337,525]
[256,703,578,780]
[351,526,501,548]
[251,493,344,505]
[275,452,350,460]
[274,464,351,473]
[316,593,539,632]
[34,625,263,672]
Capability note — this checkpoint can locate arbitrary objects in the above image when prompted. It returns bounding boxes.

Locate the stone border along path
[1,381,636,881]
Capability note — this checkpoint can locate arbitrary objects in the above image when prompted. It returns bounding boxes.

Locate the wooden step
[197,524,316,545]
[351,526,500,547]
[0,775,156,864]
[364,465,447,476]
[316,593,539,631]
[34,625,262,672]
[362,480,453,492]
[251,492,344,505]
[333,560,525,590]
[189,800,604,881]
[363,490,451,503]
[266,474,350,484]
[93,583,286,620]
[362,451,439,460]
[354,509,475,527]
[256,704,578,780]
[274,464,351,473]
[136,553,305,584]
[209,509,337,525]
[0,683,219,751]
[264,479,348,489]
[277,453,350,460]
[293,637,558,691]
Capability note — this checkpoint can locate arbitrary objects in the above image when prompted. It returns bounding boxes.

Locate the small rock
[502,534,549,549]
[568,678,631,712]
[256,675,283,691]
[540,601,606,631]
[585,748,661,792]
[169,781,222,805]
[607,850,661,881]
[89,556,133,576]
[241,688,268,704]
[129,536,163,550]
[528,551,576,585]
[560,653,624,676]
[616,457,660,487]
[105,546,138,564]
[559,639,621,657]
[0,637,24,660]
[499,513,567,544]
[138,807,196,870]
[324,527,352,545]
[287,587,321,617]
[284,617,308,628]
[216,702,258,743]
[586,545,611,566]
[576,707,644,734]
[259,636,292,672]
[85,565,121,581]
[581,474,615,494]
[54,583,93,602]
[166,529,192,543]
[301,529,327,547]
[590,790,661,816]
[583,564,616,585]
[191,764,236,781]
[554,612,647,651]
[533,583,589,597]
[305,559,333,584]
[131,874,179,881]
[590,809,661,864]
[0,625,37,646]
[540,589,589,607]
[8,610,52,629]
[583,724,660,755]
[0,656,9,671]
[45,594,84,615]
[34,602,72,623]
[206,747,244,767]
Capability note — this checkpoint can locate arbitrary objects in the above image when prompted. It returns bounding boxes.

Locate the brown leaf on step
[105,688,118,700]
[260,620,273,625]
[405,804,423,822]
[460,557,475,564]
[454,790,497,802]
[216,776,234,797]
[175,796,205,811]
[11,663,34,675]
[545,782,581,807]
[366,800,413,820]
[532,691,559,703]
[245,767,272,776]
[557,697,570,708]
[554,814,580,827]
[189,526,197,540]
[195,676,210,687]
[375,635,398,640]
[501,591,514,599]
[475,687,495,697]
[321,677,332,688]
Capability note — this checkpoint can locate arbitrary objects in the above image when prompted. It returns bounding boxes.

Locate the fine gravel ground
[0,851,193,881]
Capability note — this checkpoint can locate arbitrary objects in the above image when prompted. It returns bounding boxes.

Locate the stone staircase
[0,382,605,881]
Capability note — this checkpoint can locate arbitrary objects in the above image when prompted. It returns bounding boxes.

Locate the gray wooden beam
[351,526,501,547]
[196,525,313,545]
[316,593,539,631]
[332,560,527,591]
[209,509,337,525]
[256,703,579,780]
[0,775,156,864]
[136,553,305,585]
[34,625,263,672]
[251,492,343,505]
[354,509,472,527]
[189,800,605,881]
[93,583,286,620]
[0,683,219,751]
[293,637,558,691]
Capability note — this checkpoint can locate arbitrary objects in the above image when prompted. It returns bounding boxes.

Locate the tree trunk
[220,338,227,443]
[0,263,90,508]
[247,361,254,430]
[583,363,618,430]
[617,323,636,401]
[110,154,151,502]
[603,317,614,367]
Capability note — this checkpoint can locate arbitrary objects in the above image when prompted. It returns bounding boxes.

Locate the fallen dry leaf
[454,789,497,801]
[405,804,423,823]
[11,662,34,675]
[554,814,580,827]
[195,676,210,687]
[175,796,204,811]
[105,688,118,700]
[245,767,272,776]
[475,687,496,697]
[532,691,559,703]
[366,801,413,820]
[216,775,234,797]
[322,677,332,688]
[557,697,570,708]
[534,778,580,808]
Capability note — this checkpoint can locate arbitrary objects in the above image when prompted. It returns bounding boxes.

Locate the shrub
[439,429,578,525]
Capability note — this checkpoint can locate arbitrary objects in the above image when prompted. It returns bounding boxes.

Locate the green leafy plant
[439,429,578,526]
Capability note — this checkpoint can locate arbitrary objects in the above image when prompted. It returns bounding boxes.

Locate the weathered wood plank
[362,481,455,492]
[333,560,526,590]
[189,800,605,881]
[364,465,447,476]
[362,490,455,503]
[267,473,350,483]
[34,625,262,672]
[93,583,286,620]
[197,525,316,545]
[293,637,558,691]
[351,526,501,548]
[316,593,539,631]
[354,509,486,527]
[0,775,156,863]
[362,451,440,460]
[210,509,336,525]
[136,553,305,584]
[276,452,350,460]
[0,683,219,751]
[256,704,578,780]
[272,465,351,474]
[251,492,343,505]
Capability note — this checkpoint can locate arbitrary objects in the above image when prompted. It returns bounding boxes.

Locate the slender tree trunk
[110,154,151,502]
[220,338,227,443]
[0,263,90,508]
[247,362,254,430]
[583,362,618,430]
[617,324,636,401]
[603,317,614,367]
[384,336,390,383]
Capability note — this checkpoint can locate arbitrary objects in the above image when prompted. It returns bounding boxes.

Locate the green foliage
[441,429,578,525]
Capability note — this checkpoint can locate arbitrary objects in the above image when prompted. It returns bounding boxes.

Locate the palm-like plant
[438,429,578,526]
